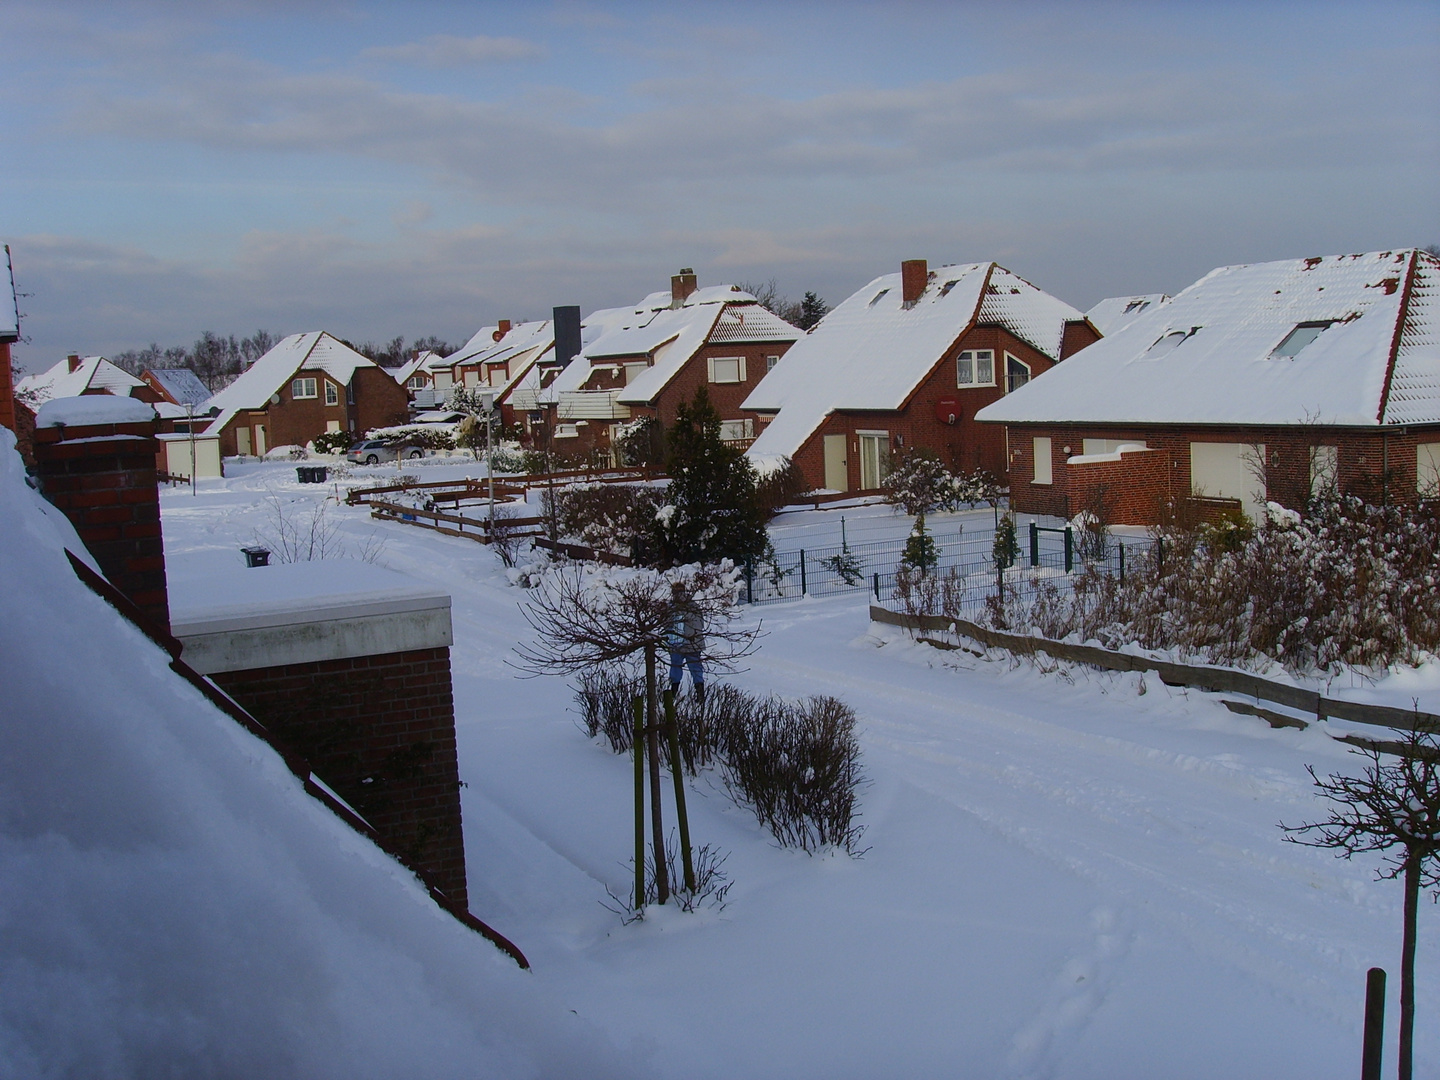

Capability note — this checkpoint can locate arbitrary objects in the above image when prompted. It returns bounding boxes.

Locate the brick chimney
[67,354,83,373]
[901,259,928,307]
[33,403,170,633]
[492,320,512,342]
[553,305,582,368]
[671,268,698,308]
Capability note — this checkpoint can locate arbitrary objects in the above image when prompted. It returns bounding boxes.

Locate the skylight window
[868,288,890,308]
[1123,299,1150,314]
[938,280,960,298]
[1140,327,1198,360]
[1271,321,1332,358]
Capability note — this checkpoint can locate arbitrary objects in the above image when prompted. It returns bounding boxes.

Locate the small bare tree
[1282,724,1440,1080]
[514,561,760,910]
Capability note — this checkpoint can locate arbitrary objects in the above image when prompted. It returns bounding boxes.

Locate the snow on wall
[0,429,641,1078]
[979,250,1437,428]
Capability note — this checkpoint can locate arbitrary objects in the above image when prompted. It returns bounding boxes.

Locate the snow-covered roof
[744,262,1085,465]
[705,304,803,345]
[1085,294,1171,337]
[390,353,436,384]
[435,327,501,371]
[144,367,211,406]
[1,245,18,344]
[15,356,145,405]
[35,395,156,428]
[976,250,1440,429]
[203,332,375,436]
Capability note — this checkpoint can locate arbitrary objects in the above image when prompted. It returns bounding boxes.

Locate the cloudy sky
[2,1,1437,371]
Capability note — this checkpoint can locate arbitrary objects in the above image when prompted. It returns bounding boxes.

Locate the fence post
[873,572,880,601]
[1119,541,1126,584]
[1064,526,1074,573]
[745,561,753,604]
[1029,521,1039,567]
[1156,535,1165,573]
[632,696,645,912]
[799,549,807,595]
[1362,967,1386,1080]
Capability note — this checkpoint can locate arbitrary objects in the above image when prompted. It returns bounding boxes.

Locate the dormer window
[1272,321,1333,358]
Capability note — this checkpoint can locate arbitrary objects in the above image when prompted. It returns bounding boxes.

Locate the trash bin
[241,546,271,567]
[296,465,329,483]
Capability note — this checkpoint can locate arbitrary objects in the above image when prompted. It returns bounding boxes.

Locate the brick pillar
[210,647,468,905]
[33,418,170,632]
[0,341,15,434]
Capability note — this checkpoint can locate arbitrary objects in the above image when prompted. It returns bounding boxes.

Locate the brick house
[1,244,19,440]
[976,249,1440,525]
[537,271,800,460]
[743,259,1098,492]
[203,332,409,457]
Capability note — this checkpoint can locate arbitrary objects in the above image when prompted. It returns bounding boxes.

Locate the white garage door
[1190,442,1266,522]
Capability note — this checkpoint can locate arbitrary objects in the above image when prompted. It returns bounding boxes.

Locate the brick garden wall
[1005,423,1440,524]
[33,418,170,631]
[211,646,469,906]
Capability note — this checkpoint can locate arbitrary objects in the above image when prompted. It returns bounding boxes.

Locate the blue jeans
[668,650,703,690]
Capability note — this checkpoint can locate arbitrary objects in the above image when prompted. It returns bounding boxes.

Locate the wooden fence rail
[869,605,1439,735]
[368,500,544,543]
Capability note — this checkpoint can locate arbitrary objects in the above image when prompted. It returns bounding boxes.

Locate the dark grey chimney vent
[553,306,582,368]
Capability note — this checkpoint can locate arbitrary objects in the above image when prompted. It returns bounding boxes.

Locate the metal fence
[742,522,1155,617]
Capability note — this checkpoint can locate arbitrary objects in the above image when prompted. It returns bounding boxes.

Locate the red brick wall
[212,646,468,906]
[1005,422,1440,524]
[0,341,15,433]
[33,419,170,631]
[783,326,1059,492]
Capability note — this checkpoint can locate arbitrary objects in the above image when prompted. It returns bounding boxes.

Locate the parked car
[346,439,425,465]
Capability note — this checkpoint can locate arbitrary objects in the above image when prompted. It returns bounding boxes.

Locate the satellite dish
[270,394,281,405]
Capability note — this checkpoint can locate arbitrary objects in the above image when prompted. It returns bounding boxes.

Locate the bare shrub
[254,494,341,562]
[574,674,865,853]
[605,833,733,921]
[488,506,530,568]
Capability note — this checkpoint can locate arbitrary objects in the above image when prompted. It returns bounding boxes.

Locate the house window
[346,381,355,405]
[766,355,780,372]
[956,350,994,387]
[857,431,891,490]
[1033,437,1052,485]
[1418,443,1440,499]
[554,423,580,439]
[407,374,428,390]
[1005,354,1031,393]
[325,381,339,406]
[1123,299,1150,314]
[708,356,746,384]
[868,288,890,307]
[623,362,649,385]
[719,418,754,442]
[291,377,317,399]
[1272,321,1333,358]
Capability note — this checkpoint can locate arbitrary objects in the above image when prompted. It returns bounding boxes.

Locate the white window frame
[718,418,754,442]
[406,374,428,390]
[1311,444,1339,499]
[291,377,318,400]
[765,354,780,372]
[1418,443,1440,499]
[856,430,892,490]
[707,356,746,384]
[324,381,339,406]
[623,361,649,385]
[1005,353,1031,394]
[956,349,995,388]
[1033,436,1052,485]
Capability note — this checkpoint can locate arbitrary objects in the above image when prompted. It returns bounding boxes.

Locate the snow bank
[35,394,156,427]
[0,430,644,1079]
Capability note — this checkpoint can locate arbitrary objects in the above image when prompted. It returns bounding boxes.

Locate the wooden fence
[366,500,544,544]
[345,466,661,508]
[869,605,1439,738]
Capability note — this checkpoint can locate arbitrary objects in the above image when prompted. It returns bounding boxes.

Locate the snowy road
[160,462,1438,1079]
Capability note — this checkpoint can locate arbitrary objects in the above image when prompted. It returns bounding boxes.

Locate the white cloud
[360,34,544,67]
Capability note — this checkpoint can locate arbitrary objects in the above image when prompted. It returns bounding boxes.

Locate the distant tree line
[109,331,459,392]
[737,280,830,330]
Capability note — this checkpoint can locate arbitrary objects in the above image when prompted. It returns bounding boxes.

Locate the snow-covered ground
[6,452,1437,1076]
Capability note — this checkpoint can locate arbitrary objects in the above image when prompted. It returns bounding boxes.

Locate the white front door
[254,425,268,457]
[823,434,848,491]
[236,426,251,456]
[858,432,890,490]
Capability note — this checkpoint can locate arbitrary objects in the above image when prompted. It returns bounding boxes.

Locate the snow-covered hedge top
[36,394,157,428]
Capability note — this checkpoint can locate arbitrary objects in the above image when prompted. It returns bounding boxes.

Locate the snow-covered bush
[311,430,354,455]
[882,448,1000,515]
[544,482,665,557]
[975,495,1440,673]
